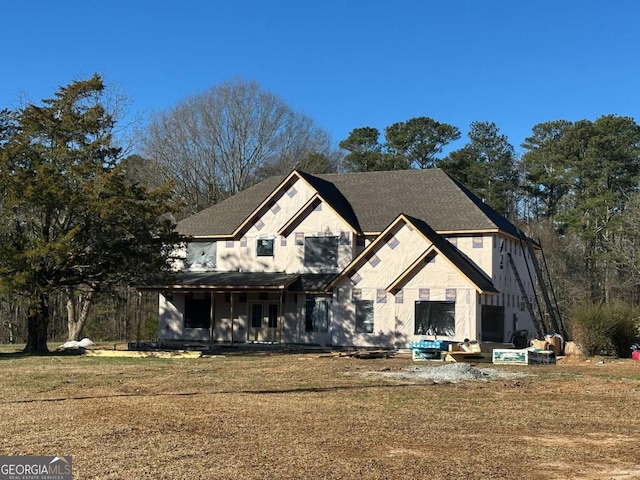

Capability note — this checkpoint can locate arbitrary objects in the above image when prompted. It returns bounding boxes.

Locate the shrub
[568,302,640,357]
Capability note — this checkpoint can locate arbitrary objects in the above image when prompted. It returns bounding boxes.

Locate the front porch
[139,271,337,346]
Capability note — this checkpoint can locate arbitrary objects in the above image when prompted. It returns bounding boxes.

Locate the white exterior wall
[160,291,312,344]
[332,223,484,348]
[282,204,354,273]
[159,293,183,340]
[220,199,354,274]
[176,178,355,276]
[217,179,316,273]
[162,170,542,347]
[283,293,333,346]
[332,222,430,347]
[486,234,537,340]
[332,284,397,348]
[213,295,232,342]
[446,235,494,276]
[397,259,479,343]
[159,293,210,341]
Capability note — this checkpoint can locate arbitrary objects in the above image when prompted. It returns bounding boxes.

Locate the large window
[414,301,455,336]
[355,300,374,334]
[184,293,211,329]
[186,242,217,270]
[304,236,339,268]
[305,297,330,332]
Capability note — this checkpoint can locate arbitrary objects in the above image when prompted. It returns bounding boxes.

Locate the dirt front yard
[0,350,639,479]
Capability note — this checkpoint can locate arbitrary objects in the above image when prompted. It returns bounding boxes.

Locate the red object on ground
[633,350,640,361]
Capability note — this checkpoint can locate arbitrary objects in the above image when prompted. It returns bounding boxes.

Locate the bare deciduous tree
[142,79,338,216]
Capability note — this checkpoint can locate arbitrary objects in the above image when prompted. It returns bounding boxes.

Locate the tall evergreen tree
[521,120,574,219]
[521,115,640,303]
[439,121,518,217]
[340,117,460,172]
[0,75,180,352]
[339,127,407,172]
[385,117,460,169]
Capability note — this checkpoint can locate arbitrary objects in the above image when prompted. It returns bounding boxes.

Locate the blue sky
[1,0,639,154]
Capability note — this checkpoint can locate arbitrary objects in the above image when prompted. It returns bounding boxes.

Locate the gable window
[355,300,374,334]
[415,301,455,336]
[185,242,217,271]
[305,297,330,332]
[256,238,274,257]
[184,293,211,329]
[304,236,339,268]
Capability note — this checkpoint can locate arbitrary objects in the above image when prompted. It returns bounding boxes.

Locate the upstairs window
[304,236,339,268]
[256,238,274,257]
[185,242,217,271]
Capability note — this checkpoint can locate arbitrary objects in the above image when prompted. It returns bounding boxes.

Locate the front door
[248,303,279,342]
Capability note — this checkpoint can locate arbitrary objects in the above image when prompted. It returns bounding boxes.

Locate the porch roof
[288,273,337,293]
[140,271,300,291]
[138,271,338,293]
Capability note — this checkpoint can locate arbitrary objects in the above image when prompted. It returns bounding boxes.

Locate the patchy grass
[0,353,639,479]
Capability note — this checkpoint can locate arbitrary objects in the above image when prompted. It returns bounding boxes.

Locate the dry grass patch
[0,352,639,479]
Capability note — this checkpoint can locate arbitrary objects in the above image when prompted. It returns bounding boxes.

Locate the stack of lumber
[442,342,492,363]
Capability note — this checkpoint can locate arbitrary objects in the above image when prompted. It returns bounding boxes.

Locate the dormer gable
[328,214,497,295]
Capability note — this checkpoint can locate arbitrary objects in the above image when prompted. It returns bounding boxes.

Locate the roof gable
[390,217,497,294]
[329,214,497,294]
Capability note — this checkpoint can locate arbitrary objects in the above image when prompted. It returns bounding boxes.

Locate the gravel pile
[377,363,526,383]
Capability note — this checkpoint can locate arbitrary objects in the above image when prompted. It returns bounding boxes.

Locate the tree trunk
[66,288,94,341]
[24,294,49,353]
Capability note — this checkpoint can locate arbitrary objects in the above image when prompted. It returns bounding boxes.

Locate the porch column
[209,291,214,346]
[230,292,235,345]
[279,289,285,345]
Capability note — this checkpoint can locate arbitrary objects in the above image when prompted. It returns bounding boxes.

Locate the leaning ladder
[523,237,563,336]
[507,252,545,339]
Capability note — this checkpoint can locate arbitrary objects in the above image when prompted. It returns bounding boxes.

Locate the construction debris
[492,348,555,365]
[375,363,528,383]
[410,340,516,363]
[339,349,397,359]
[84,349,202,359]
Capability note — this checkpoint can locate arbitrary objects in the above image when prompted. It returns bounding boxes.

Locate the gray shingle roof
[176,169,521,238]
[176,176,285,237]
[322,169,518,235]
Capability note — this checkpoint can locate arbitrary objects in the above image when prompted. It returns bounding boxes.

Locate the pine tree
[0,75,180,352]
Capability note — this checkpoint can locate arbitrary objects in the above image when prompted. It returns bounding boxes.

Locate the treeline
[1,75,639,350]
[0,289,158,345]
